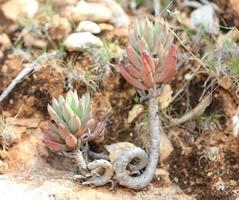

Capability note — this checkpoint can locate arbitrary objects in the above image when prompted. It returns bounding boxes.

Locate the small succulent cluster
[119,17,177,90]
[42,90,105,152]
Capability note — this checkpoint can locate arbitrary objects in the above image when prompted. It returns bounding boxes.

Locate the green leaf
[68,115,81,134]
[47,104,66,125]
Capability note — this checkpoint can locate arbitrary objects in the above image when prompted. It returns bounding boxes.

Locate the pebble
[1,0,38,21]
[76,21,101,34]
[190,5,219,34]
[48,15,72,40]
[64,32,103,51]
[63,0,112,22]
[88,0,130,28]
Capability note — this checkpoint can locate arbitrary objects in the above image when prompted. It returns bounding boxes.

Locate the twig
[171,64,202,103]
[167,26,211,73]
[168,93,212,125]
[0,51,65,103]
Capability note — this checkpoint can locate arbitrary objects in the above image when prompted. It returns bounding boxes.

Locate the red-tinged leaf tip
[155,46,177,84]
[140,52,154,89]
[126,46,141,70]
[119,63,147,90]
[123,63,141,79]
[141,51,155,73]
[65,133,77,149]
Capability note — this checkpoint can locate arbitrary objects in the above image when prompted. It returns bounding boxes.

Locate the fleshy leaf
[64,133,77,149]
[141,52,154,88]
[155,46,177,83]
[68,115,81,134]
[47,104,66,125]
[43,139,67,152]
[119,63,147,90]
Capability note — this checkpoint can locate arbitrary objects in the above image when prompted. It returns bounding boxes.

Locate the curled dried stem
[113,88,160,189]
[83,159,113,186]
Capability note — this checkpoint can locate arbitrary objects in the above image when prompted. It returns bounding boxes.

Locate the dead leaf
[158,84,172,110]
[6,118,41,128]
[127,104,144,124]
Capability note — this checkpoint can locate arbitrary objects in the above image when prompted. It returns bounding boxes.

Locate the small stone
[127,104,144,124]
[63,0,112,22]
[1,0,38,21]
[64,32,103,51]
[160,131,174,162]
[0,34,12,50]
[190,5,219,34]
[99,23,114,31]
[232,107,239,137]
[105,142,136,163]
[155,168,171,183]
[48,15,72,40]
[76,21,101,34]
[88,0,130,28]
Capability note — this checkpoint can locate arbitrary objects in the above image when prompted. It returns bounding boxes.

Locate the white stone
[190,5,219,34]
[76,21,101,34]
[63,0,112,22]
[1,0,38,21]
[87,0,130,28]
[232,107,239,137]
[64,32,103,51]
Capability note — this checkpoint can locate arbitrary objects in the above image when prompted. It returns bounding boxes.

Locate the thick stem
[114,88,160,189]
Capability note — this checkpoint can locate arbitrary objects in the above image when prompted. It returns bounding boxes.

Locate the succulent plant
[41,90,105,152]
[112,17,178,190]
[119,17,177,90]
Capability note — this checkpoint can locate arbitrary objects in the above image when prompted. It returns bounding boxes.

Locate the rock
[22,29,47,49]
[0,34,12,51]
[48,15,72,40]
[190,5,219,34]
[63,0,112,22]
[88,0,130,28]
[76,21,101,34]
[232,107,239,137]
[1,0,39,21]
[105,142,136,163]
[99,23,114,31]
[155,168,171,183]
[127,104,144,124]
[53,0,78,6]
[64,32,103,51]
[137,126,174,162]
[159,131,174,162]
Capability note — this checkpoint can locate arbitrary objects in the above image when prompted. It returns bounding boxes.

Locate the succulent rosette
[41,90,105,152]
[119,17,177,90]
